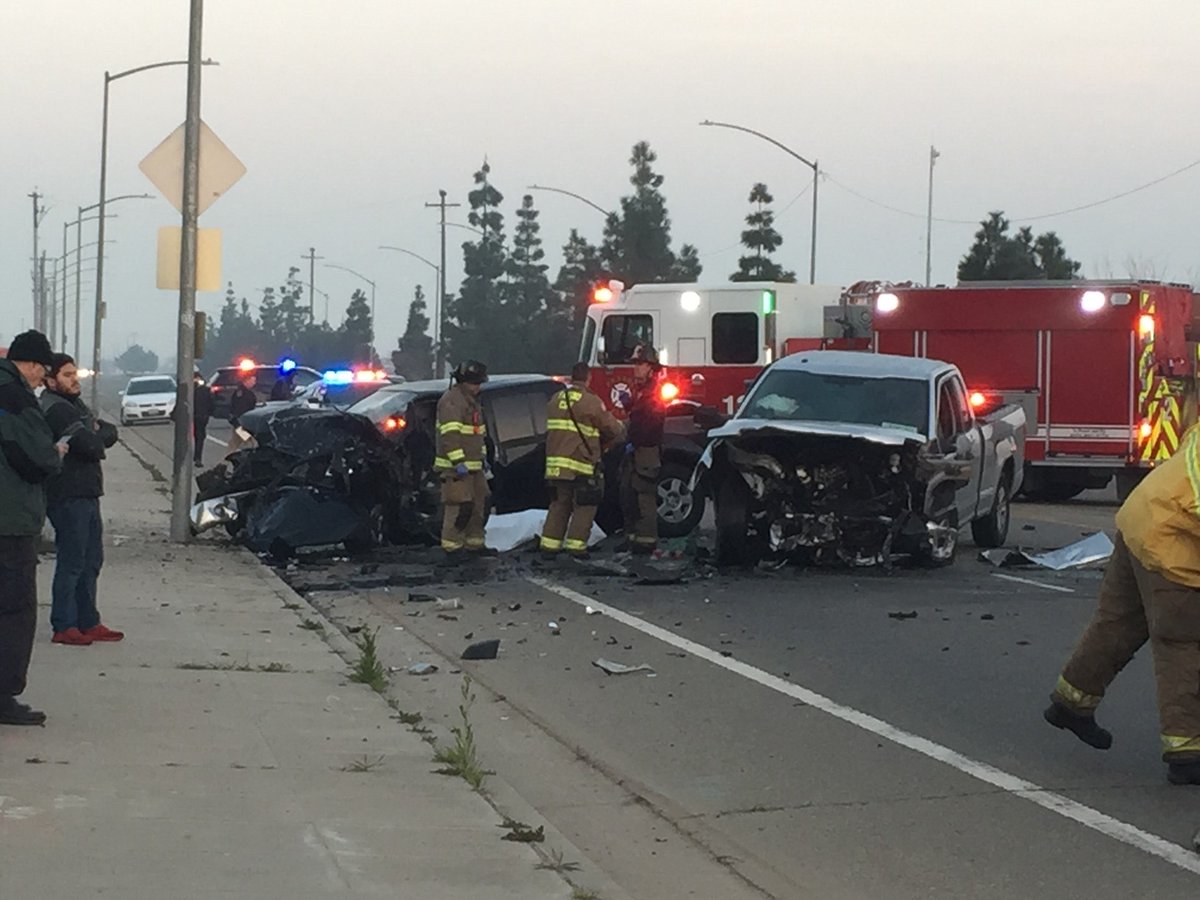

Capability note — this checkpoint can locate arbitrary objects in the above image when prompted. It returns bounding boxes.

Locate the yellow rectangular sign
[156,227,221,291]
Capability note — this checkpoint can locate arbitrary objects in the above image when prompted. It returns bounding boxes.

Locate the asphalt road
[123,419,1200,898]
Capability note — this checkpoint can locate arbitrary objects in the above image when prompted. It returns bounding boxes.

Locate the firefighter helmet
[453,359,489,384]
[629,343,660,368]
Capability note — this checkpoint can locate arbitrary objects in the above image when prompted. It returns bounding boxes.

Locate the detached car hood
[707,418,926,447]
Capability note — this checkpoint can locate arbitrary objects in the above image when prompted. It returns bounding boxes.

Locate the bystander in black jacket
[228,384,257,426]
[193,381,214,423]
[40,391,119,506]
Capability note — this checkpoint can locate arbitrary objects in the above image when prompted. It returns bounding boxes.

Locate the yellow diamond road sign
[139,120,246,216]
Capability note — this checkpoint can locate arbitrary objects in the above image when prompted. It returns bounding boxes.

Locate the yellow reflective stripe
[446,448,466,461]
[464,538,485,548]
[546,418,600,438]
[1054,675,1102,711]
[564,538,587,551]
[1184,428,1200,510]
[438,421,487,435]
[1161,734,1200,755]
[441,538,464,550]
[435,457,481,470]
[545,456,594,476]
[632,536,657,546]
[540,535,563,550]
[555,390,584,407]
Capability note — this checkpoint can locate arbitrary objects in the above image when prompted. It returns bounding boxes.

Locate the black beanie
[7,330,53,367]
[49,353,75,376]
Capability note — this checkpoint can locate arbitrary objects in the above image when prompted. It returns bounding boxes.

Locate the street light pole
[699,120,820,284]
[526,184,612,217]
[91,59,215,411]
[169,0,206,543]
[925,145,940,286]
[323,263,377,349]
[425,190,461,377]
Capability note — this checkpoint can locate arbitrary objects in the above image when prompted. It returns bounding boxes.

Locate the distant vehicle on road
[697,351,1025,568]
[119,375,178,426]
[208,360,321,419]
[236,370,401,435]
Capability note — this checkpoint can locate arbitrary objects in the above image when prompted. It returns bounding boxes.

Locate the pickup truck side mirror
[694,405,728,431]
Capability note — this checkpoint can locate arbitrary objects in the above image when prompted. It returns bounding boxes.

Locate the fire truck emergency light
[592,285,614,303]
[968,391,987,409]
[659,382,680,402]
[1080,291,1106,313]
[680,291,701,312]
[876,292,899,313]
[1139,420,1153,441]
[1139,314,1155,338]
[237,358,256,372]
[761,290,776,315]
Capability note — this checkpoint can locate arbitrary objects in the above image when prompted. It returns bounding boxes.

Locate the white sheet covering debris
[484,509,605,552]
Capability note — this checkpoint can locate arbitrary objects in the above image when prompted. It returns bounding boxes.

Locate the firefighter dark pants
[194,417,208,465]
[541,481,596,554]
[0,535,39,699]
[619,447,660,548]
[1055,531,1200,761]
[440,471,488,552]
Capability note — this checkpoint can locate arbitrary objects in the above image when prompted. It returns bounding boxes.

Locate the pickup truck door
[927,375,982,525]
[483,384,559,514]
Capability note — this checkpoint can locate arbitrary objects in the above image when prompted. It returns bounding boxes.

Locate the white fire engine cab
[580,280,848,415]
[869,281,1200,501]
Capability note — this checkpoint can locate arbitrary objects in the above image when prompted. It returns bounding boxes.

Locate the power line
[701,182,815,259]
[823,152,1200,225]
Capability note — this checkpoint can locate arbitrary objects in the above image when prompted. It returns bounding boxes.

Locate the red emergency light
[659,381,680,402]
[1139,314,1155,338]
[968,391,987,409]
[383,416,407,432]
[237,358,256,372]
[592,285,614,303]
[1138,420,1152,442]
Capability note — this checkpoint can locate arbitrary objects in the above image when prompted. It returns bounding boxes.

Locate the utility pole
[29,190,45,331]
[301,247,323,319]
[425,189,460,376]
[169,0,205,543]
[925,145,940,286]
[74,208,84,360]
[38,253,48,337]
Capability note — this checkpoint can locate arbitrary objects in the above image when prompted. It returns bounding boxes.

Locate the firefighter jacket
[435,384,487,473]
[545,381,624,480]
[1116,422,1200,588]
[624,381,665,448]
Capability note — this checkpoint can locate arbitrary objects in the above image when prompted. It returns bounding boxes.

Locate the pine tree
[505,194,561,369]
[601,141,702,285]
[276,267,310,345]
[554,229,604,332]
[958,211,1081,281]
[392,285,434,380]
[340,288,374,362]
[730,183,796,282]
[446,160,508,368]
[258,287,282,343]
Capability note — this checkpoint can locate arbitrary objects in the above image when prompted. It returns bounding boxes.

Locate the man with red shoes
[40,353,123,646]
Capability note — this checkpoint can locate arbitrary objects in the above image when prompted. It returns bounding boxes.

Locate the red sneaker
[81,624,125,642]
[52,627,94,646]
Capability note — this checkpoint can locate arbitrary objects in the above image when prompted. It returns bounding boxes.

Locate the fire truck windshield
[741,370,929,435]
[599,314,653,364]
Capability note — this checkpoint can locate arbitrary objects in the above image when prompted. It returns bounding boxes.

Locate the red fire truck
[869,281,1199,500]
[580,280,848,414]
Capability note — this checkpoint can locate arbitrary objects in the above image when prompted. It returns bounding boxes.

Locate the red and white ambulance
[869,281,1199,500]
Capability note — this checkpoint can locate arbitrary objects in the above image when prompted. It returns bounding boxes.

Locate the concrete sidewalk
[0,441,572,899]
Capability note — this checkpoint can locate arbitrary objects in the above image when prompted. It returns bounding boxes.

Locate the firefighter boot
[1043,698,1113,750]
[1166,757,1200,785]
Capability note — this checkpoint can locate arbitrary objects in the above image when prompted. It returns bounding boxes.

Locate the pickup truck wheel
[971,475,1012,548]
[656,462,705,538]
[715,478,761,567]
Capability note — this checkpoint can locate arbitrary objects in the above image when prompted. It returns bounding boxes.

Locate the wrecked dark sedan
[695,352,1025,568]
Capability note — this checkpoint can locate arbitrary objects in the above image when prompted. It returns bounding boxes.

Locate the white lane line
[990,572,1076,594]
[206,436,226,447]
[528,576,1200,876]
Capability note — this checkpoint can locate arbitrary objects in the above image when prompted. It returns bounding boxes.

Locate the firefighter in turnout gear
[617,344,665,555]
[540,363,624,559]
[435,360,491,557]
[1045,422,1200,785]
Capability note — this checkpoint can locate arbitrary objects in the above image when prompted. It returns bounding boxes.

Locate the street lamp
[379,244,441,353]
[91,59,217,409]
[446,222,484,236]
[527,184,612,217]
[699,119,820,284]
[323,263,377,324]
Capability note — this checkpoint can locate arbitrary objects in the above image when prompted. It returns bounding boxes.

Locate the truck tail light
[383,416,407,432]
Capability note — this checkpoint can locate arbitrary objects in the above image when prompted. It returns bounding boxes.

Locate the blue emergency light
[279,358,297,374]
[322,369,354,385]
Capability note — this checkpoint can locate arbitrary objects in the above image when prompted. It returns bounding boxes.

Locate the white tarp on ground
[484,509,606,552]
[980,531,1114,570]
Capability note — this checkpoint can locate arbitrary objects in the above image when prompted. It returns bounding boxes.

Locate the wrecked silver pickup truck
[695,352,1025,568]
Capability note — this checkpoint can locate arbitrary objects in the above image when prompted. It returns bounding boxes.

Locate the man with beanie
[0,331,65,725]
[41,353,122,646]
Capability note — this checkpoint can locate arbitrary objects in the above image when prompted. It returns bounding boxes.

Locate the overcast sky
[4,0,1199,367]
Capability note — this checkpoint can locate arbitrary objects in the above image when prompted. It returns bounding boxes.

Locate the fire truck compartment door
[677,338,706,366]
